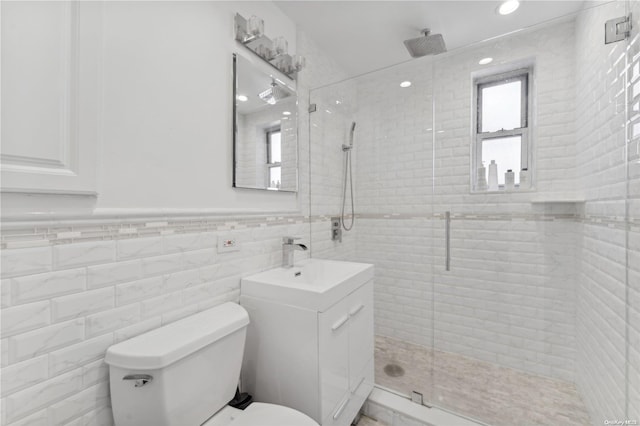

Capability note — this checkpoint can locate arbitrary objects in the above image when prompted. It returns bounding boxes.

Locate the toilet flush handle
[123,374,153,387]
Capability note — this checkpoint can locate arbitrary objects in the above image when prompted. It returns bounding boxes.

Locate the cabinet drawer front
[348,280,374,391]
[319,297,350,422]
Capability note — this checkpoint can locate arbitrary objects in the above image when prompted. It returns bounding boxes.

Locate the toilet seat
[230,403,319,426]
[203,403,319,426]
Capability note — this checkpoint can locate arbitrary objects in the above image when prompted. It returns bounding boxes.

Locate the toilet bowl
[105,302,319,426]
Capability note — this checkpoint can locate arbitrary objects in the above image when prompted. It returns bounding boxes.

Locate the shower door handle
[445,211,451,271]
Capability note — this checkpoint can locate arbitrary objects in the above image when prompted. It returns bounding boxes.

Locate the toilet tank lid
[105,302,249,370]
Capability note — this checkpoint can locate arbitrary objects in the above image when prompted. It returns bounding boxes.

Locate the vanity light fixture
[400,81,412,88]
[282,111,291,116]
[497,0,520,15]
[237,94,249,102]
[479,57,493,65]
[235,13,305,80]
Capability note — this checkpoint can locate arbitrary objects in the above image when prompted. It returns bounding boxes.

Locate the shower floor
[374,335,591,426]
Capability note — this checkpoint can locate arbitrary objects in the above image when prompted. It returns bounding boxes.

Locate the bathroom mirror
[233,54,298,192]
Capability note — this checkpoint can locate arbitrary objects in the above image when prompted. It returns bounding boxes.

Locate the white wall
[97,1,298,211]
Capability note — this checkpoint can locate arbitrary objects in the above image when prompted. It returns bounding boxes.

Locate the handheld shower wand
[341,122,356,231]
[342,122,356,151]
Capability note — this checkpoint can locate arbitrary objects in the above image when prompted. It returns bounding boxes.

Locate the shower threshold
[363,386,486,426]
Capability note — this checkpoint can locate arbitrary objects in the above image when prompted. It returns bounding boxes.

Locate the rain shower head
[403,29,446,58]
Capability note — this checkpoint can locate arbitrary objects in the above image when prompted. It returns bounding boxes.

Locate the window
[473,67,532,190]
[266,126,281,188]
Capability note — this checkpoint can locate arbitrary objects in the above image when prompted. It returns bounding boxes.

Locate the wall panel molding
[1,1,100,195]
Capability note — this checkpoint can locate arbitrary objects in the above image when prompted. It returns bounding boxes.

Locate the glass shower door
[626,0,639,421]
[308,58,437,414]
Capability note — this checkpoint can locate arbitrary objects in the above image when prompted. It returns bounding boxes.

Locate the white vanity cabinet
[240,259,374,426]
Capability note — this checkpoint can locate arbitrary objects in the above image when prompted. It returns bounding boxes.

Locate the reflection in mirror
[233,54,298,192]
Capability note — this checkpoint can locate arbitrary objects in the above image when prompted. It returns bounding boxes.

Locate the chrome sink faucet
[282,236,308,268]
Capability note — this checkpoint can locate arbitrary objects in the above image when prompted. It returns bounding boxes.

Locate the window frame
[472,67,533,191]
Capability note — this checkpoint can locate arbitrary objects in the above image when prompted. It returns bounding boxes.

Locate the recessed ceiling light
[479,57,493,65]
[498,0,520,15]
[282,111,291,116]
[335,100,342,104]
[237,94,248,102]
[400,81,412,88]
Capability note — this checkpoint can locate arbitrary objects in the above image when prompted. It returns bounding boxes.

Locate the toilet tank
[105,303,250,426]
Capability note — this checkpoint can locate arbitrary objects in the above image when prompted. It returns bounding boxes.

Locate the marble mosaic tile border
[0,214,309,249]
[356,212,580,221]
[1,212,635,249]
[355,212,635,230]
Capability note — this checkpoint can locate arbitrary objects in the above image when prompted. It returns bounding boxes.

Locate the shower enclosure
[309,2,639,425]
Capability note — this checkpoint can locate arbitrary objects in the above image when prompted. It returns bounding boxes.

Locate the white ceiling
[274,1,588,78]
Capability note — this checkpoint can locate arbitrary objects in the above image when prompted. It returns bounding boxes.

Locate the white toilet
[104,302,319,426]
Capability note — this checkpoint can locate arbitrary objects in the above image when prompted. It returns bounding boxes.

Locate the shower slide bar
[445,211,451,271]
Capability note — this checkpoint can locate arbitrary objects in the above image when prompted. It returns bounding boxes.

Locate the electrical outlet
[217,236,240,253]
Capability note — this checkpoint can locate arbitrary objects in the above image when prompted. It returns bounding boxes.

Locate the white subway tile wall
[0,218,309,425]
[429,21,579,386]
[308,76,359,261]
[342,21,580,382]
[575,2,636,423]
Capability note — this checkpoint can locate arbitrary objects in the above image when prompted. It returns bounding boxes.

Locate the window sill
[470,186,535,194]
[530,193,585,204]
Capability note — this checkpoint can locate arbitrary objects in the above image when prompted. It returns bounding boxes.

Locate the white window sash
[472,67,533,191]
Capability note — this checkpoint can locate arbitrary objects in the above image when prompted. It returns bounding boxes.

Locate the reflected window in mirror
[266,126,282,188]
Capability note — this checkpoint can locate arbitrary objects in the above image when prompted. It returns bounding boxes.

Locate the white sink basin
[241,258,374,312]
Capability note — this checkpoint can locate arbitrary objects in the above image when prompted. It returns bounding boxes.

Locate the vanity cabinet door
[347,280,374,391]
[319,297,350,422]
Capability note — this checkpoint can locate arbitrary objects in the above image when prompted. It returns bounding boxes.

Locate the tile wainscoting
[0,211,312,426]
[0,210,633,425]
